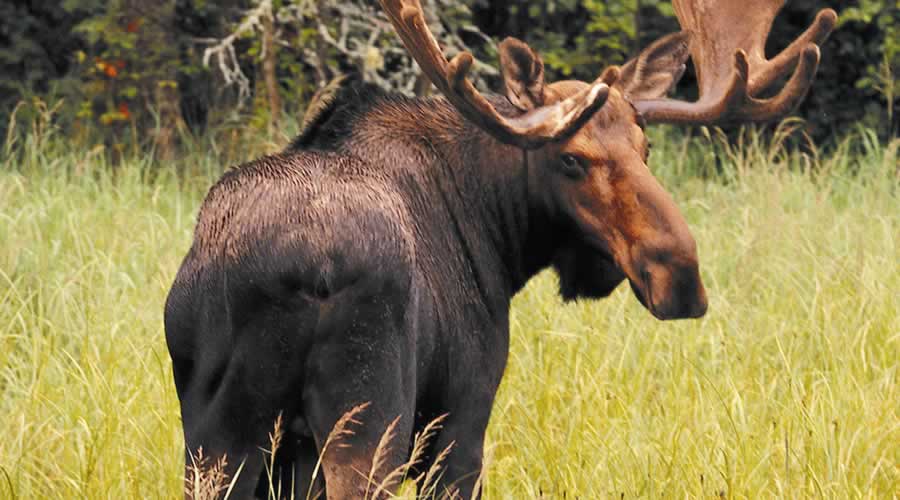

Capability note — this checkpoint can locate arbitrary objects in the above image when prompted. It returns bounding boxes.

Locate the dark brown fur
[167,38,708,499]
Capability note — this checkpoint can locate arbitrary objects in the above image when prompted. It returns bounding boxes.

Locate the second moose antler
[635,0,838,125]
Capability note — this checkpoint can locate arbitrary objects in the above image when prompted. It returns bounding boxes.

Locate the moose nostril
[640,267,654,307]
[640,267,652,287]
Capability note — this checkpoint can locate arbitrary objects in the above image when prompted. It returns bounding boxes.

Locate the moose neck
[338,94,560,313]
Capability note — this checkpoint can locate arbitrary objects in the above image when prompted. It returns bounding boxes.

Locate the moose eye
[559,154,587,179]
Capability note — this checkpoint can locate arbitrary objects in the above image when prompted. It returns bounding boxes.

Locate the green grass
[0,128,897,499]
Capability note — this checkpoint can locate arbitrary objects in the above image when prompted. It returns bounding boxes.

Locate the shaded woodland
[1,0,896,158]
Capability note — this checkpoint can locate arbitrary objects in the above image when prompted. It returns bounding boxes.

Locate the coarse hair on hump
[287,73,523,156]
[287,74,406,153]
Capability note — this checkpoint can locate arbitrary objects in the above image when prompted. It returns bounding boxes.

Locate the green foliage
[0,2,85,136]
[475,0,676,79]
[67,0,195,144]
[839,1,898,134]
[841,0,899,67]
[0,4,73,97]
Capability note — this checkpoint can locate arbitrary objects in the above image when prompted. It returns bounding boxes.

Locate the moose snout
[634,251,708,320]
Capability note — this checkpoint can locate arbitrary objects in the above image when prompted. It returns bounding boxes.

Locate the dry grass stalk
[307,402,371,500]
[418,440,456,499]
[306,410,459,500]
[364,414,401,499]
[372,413,449,499]
[263,413,285,500]
[467,446,490,500]
[185,447,229,500]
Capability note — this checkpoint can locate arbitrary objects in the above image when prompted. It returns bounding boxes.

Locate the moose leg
[178,310,318,499]
[181,372,282,499]
[302,284,416,499]
[423,335,507,500]
[426,392,496,500]
[303,343,415,499]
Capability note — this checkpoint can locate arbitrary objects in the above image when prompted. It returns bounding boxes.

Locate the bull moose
[164,0,836,497]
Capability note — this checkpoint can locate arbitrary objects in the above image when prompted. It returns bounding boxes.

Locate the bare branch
[198,0,499,108]
[201,0,273,105]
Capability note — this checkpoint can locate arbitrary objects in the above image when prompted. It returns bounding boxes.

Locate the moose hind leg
[303,337,418,499]
[180,319,314,498]
[181,379,273,500]
[302,285,416,499]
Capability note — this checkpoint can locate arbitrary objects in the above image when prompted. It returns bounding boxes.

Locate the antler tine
[636,44,822,124]
[749,9,837,96]
[380,1,452,94]
[744,44,822,122]
[379,0,611,149]
[637,1,837,126]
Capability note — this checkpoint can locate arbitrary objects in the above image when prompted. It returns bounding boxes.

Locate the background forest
[1,0,898,159]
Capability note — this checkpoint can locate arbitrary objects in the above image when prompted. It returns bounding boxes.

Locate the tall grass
[0,114,897,498]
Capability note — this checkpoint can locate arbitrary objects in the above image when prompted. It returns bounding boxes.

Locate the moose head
[381,0,836,320]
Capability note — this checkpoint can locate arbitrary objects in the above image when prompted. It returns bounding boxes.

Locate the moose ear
[499,37,546,111]
[616,31,692,100]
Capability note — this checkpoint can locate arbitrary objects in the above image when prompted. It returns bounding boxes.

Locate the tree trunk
[150,0,184,162]
[154,81,183,162]
[314,0,333,87]
[262,6,281,132]
[634,0,643,52]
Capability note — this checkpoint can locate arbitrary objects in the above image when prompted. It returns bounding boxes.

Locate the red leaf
[126,18,142,33]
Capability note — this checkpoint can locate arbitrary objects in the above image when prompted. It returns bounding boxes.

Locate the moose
[164,0,836,498]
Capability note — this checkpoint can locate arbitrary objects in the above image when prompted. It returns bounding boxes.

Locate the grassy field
[0,127,897,499]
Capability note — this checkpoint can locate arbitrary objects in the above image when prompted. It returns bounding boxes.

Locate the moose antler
[636,0,838,125]
[379,0,611,149]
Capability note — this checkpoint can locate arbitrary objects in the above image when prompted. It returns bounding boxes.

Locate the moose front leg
[424,332,507,500]
[427,392,497,499]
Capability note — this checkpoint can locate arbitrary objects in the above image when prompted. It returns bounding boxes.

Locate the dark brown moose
[164,1,836,498]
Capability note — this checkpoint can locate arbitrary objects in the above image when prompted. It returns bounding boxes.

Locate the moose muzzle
[631,249,708,320]
[618,171,709,321]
